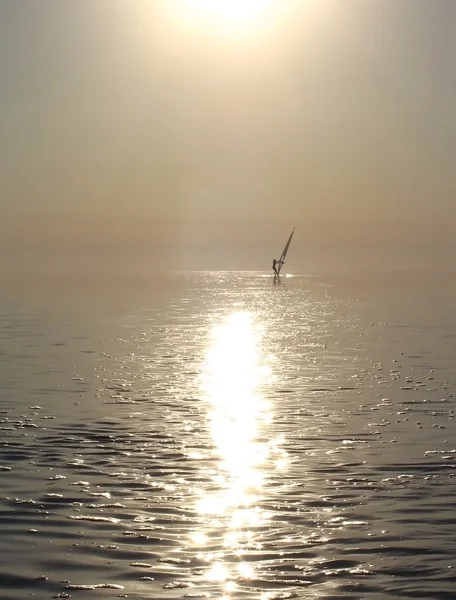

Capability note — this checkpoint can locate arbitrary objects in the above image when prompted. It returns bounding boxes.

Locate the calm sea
[1,270,456,600]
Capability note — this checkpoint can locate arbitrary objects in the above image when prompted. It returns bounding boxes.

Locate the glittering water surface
[1,271,456,600]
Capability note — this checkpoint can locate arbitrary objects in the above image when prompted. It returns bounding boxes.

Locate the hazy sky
[0,0,455,270]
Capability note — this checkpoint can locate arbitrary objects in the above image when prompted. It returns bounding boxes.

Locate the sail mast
[276,227,295,276]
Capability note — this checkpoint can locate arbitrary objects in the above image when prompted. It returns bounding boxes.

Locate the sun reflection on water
[194,311,287,593]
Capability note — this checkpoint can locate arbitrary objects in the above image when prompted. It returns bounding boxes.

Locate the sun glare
[185,0,272,22]
[172,0,279,36]
[188,311,287,591]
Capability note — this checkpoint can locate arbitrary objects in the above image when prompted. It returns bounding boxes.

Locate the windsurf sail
[275,227,295,276]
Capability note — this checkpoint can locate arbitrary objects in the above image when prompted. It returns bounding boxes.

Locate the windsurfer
[272,258,279,276]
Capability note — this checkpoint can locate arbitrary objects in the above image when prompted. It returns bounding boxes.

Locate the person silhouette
[272,258,279,276]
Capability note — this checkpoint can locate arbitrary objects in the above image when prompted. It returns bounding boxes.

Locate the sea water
[1,270,456,600]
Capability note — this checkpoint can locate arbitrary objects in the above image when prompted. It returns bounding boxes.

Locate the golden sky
[0,0,455,270]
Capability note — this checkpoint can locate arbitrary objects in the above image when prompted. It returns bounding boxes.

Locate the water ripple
[0,272,456,598]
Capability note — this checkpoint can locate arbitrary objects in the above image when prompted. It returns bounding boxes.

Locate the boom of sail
[275,227,295,276]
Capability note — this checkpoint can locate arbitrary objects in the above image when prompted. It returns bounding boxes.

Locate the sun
[184,0,272,22]
[176,0,277,35]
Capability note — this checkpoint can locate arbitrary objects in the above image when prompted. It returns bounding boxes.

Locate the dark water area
[1,270,456,600]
